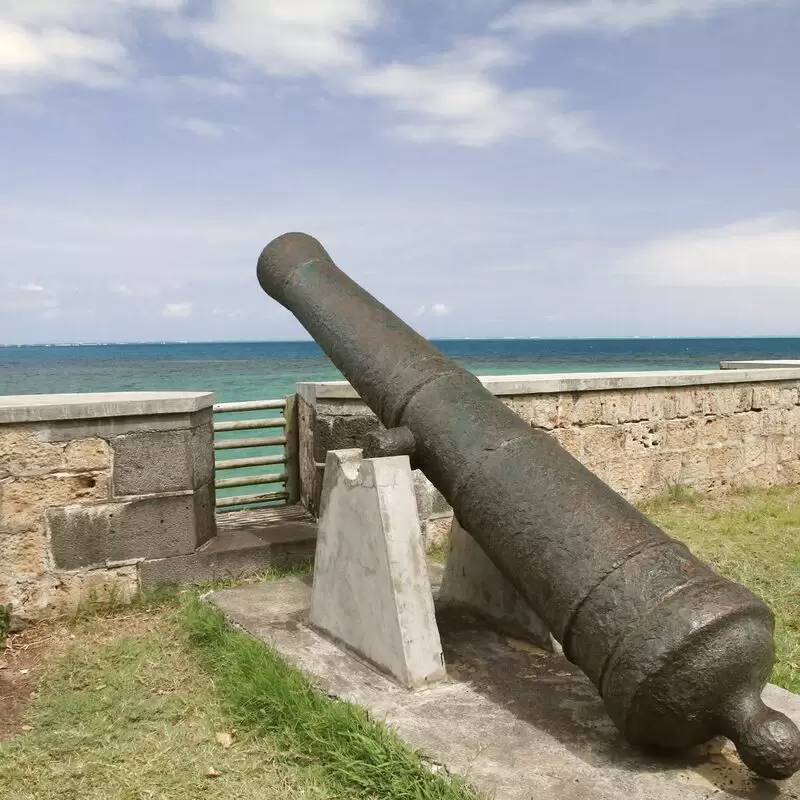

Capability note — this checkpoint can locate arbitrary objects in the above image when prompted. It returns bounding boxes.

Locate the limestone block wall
[296,368,800,544]
[0,392,215,628]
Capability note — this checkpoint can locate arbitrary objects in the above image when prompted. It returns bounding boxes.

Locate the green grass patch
[0,603,10,646]
[181,597,482,800]
[1,609,355,799]
[641,484,800,694]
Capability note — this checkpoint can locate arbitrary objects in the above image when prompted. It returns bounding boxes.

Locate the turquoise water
[2,338,800,400]
[3,339,797,508]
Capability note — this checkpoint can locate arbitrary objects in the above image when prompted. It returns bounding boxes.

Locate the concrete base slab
[310,449,445,689]
[140,521,315,588]
[440,517,553,651]
[208,577,800,800]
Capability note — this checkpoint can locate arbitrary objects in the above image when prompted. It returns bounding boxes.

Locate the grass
[0,603,10,647]
[2,484,798,798]
[1,593,481,800]
[641,484,800,694]
[181,597,481,800]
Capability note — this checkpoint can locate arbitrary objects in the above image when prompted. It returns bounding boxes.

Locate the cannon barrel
[257,232,800,779]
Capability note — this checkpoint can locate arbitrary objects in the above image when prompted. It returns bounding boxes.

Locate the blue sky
[1,0,798,344]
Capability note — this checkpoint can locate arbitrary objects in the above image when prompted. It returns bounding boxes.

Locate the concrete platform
[140,506,316,587]
[208,576,800,800]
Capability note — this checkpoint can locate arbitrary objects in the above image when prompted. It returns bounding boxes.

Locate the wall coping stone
[297,368,800,404]
[721,360,800,370]
[0,391,215,425]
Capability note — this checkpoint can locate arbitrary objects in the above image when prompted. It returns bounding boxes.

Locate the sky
[1,0,799,344]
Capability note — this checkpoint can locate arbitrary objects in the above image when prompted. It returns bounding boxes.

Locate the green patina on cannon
[257,231,800,780]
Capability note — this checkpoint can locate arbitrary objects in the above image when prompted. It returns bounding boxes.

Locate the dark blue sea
[1,339,799,401]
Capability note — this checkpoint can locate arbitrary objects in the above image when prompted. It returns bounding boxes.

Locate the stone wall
[0,392,215,628]
[296,368,800,544]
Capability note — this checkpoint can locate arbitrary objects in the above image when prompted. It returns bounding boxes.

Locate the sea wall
[296,368,800,545]
[0,392,215,629]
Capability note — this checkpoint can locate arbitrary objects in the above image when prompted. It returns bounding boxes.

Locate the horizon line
[4,335,800,348]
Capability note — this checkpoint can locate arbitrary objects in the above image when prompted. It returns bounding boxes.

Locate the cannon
[257,232,800,780]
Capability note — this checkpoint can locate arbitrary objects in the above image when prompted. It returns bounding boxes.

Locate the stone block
[192,423,215,488]
[569,393,605,426]
[193,481,217,548]
[439,518,552,649]
[48,492,209,569]
[780,387,799,409]
[581,426,625,460]
[52,567,140,612]
[506,396,559,430]
[734,386,754,412]
[760,408,793,437]
[313,412,381,463]
[624,421,664,454]
[598,392,632,425]
[0,473,108,528]
[63,438,110,472]
[551,426,582,458]
[604,457,653,495]
[706,444,743,477]
[777,456,800,484]
[112,428,209,496]
[9,566,139,627]
[0,525,48,578]
[663,390,699,420]
[651,453,683,488]
[310,449,446,689]
[0,426,64,477]
[699,386,736,416]
[38,411,209,443]
[664,418,698,451]
[140,522,315,588]
[698,416,728,446]
[422,513,454,548]
[742,436,767,469]
[679,451,710,484]
[751,384,779,411]
[766,435,796,465]
[315,399,375,418]
[727,412,761,441]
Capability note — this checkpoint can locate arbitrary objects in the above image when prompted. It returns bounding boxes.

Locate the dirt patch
[0,609,176,740]
[0,627,60,740]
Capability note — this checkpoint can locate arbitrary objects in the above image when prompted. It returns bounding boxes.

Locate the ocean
[2,338,800,400]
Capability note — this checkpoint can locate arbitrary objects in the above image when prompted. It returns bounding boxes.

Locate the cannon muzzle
[257,231,800,779]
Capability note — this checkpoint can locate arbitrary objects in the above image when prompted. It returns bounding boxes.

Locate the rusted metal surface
[256,232,800,780]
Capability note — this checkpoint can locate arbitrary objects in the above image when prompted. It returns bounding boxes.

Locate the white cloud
[0,1,611,154]
[168,116,231,139]
[621,217,800,288]
[352,38,605,151]
[212,307,248,318]
[162,301,192,317]
[496,0,777,38]
[0,21,126,93]
[20,282,45,292]
[186,0,380,77]
[414,302,454,317]
[0,0,183,93]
